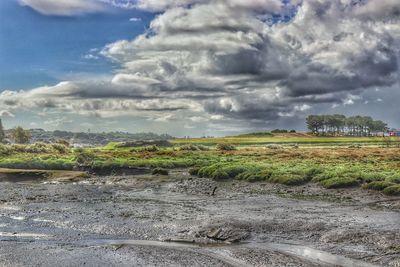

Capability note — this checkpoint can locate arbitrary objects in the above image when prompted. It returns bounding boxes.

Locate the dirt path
[0,172,398,266]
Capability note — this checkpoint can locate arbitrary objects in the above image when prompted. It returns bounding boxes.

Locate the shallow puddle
[246,242,381,267]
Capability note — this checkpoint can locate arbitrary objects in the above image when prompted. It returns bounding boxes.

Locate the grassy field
[171,133,400,146]
[0,134,399,196]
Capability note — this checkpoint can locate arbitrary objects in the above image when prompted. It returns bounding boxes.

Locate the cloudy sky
[0,0,399,136]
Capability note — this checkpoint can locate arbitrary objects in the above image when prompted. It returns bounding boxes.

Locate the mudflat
[0,170,398,267]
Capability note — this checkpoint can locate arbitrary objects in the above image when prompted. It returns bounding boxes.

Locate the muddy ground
[0,170,399,267]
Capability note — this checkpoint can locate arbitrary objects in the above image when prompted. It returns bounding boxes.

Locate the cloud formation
[4,0,400,133]
[19,0,106,16]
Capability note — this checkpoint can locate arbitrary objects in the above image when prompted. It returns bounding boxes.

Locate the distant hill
[8,129,174,146]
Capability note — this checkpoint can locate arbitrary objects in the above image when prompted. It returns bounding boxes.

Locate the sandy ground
[0,170,399,267]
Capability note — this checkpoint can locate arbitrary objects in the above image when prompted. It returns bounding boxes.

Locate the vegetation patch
[177,144,210,151]
[216,143,237,151]
[152,168,169,176]
[383,185,400,196]
[319,177,360,189]
[362,181,396,191]
[114,140,172,148]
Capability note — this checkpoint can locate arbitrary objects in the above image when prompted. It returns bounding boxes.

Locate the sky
[0,0,399,136]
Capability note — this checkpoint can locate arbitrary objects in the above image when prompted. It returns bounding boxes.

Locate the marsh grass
[383,185,400,196]
[0,140,399,194]
[362,181,396,191]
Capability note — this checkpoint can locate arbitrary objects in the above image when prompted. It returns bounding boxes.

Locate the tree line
[0,119,32,144]
[306,115,388,136]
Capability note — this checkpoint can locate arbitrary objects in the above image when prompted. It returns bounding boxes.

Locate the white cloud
[129,17,142,22]
[0,110,15,118]
[19,0,105,16]
[5,0,400,133]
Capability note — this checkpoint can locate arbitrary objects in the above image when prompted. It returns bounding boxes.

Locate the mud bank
[0,171,398,266]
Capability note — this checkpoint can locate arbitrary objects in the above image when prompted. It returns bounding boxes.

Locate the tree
[370,120,388,134]
[0,119,5,143]
[11,127,31,144]
[306,115,323,134]
[307,114,389,136]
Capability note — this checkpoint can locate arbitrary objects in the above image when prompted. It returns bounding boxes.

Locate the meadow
[0,134,400,196]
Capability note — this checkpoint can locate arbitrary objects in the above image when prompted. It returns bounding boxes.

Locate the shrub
[25,143,51,153]
[0,144,12,156]
[216,143,236,151]
[383,185,400,196]
[52,144,68,154]
[56,139,70,147]
[363,181,395,191]
[271,129,288,133]
[152,168,169,175]
[76,152,96,166]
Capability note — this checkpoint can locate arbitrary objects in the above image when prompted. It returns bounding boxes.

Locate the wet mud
[0,170,398,266]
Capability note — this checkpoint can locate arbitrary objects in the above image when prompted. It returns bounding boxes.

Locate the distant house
[388,129,400,136]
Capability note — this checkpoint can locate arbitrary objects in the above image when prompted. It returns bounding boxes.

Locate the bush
[152,168,169,175]
[363,181,395,191]
[216,143,236,151]
[25,143,51,153]
[271,129,288,133]
[52,144,69,154]
[76,152,96,166]
[383,185,400,196]
[56,139,70,147]
[0,144,12,156]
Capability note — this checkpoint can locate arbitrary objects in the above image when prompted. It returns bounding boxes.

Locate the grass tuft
[383,185,400,196]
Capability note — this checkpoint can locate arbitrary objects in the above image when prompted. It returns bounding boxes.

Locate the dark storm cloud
[1,0,400,131]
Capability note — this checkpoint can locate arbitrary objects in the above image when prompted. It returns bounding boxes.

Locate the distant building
[388,129,400,137]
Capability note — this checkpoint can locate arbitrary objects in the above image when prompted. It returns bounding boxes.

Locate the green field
[0,134,400,196]
[171,133,400,146]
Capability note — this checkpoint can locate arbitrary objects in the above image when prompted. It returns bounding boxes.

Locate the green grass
[170,134,400,146]
[319,177,360,189]
[0,136,400,195]
[383,185,400,196]
[363,181,396,191]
